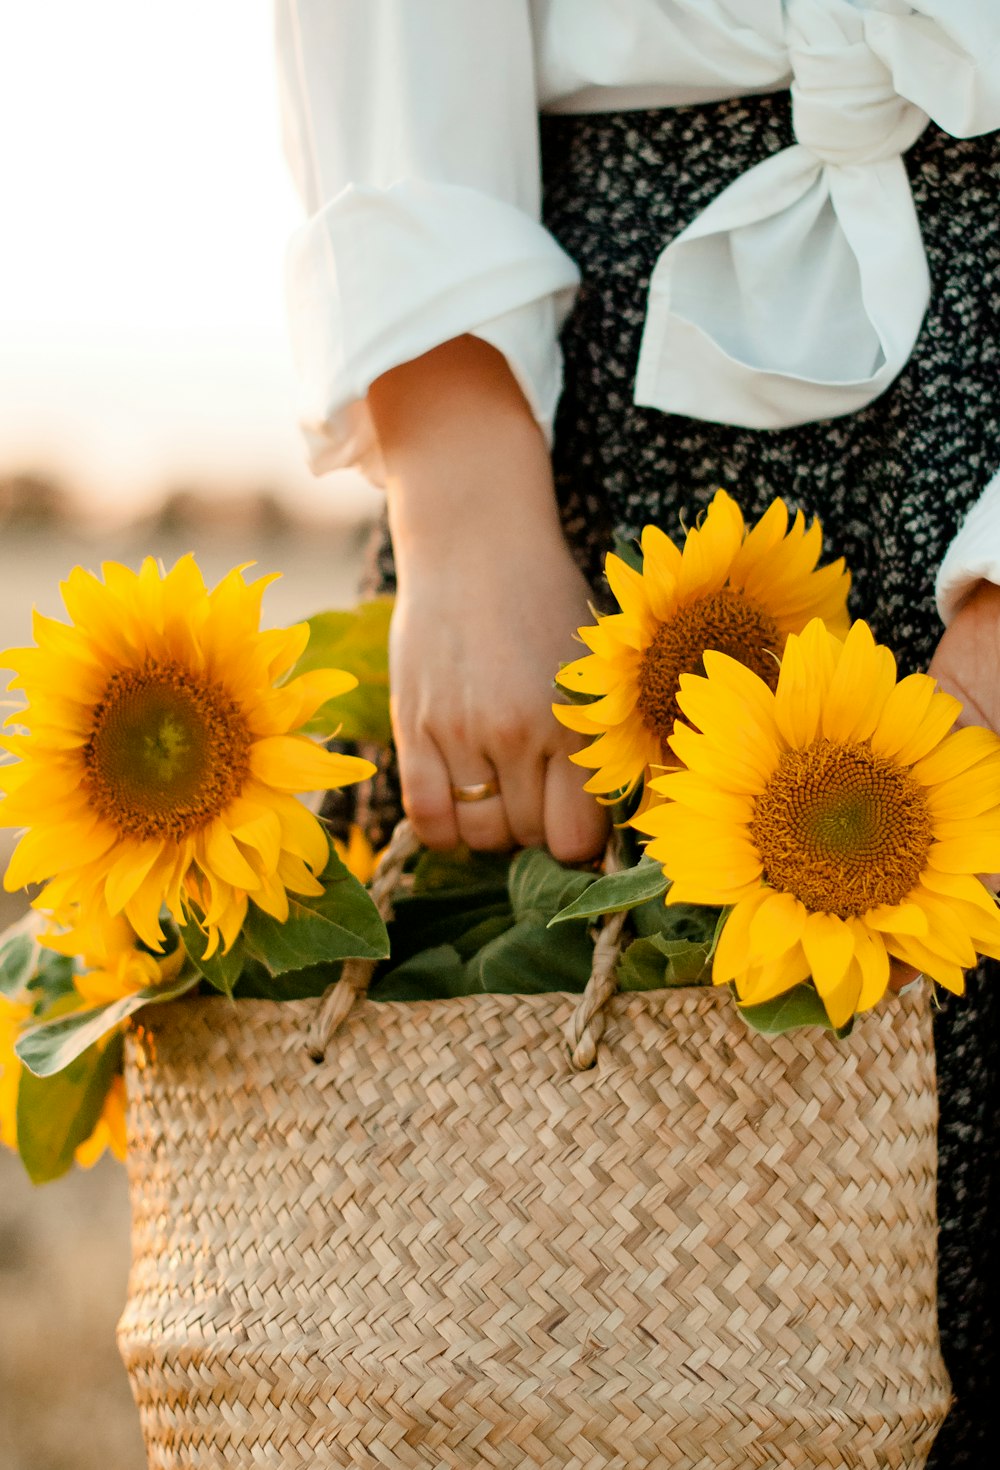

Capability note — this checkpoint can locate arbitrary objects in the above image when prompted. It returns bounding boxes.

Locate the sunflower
[41,909,184,1006]
[633,618,1000,1027]
[553,490,850,798]
[332,823,382,885]
[0,557,375,954]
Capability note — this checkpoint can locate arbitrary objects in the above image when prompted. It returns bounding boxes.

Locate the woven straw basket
[117,954,951,1467]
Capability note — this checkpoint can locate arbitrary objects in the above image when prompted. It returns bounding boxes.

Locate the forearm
[369,336,568,565]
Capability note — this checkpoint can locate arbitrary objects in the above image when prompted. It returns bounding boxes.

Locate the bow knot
[788,0,927,166]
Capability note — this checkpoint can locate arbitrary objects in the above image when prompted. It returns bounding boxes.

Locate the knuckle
[491,713,531,750]
[403,788,445,826]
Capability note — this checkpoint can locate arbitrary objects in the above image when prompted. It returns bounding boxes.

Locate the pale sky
[0,0,375,520]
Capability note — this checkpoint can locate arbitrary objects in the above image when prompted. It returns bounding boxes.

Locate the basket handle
[306,820,627,1070]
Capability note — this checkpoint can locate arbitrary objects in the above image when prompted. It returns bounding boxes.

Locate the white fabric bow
[634,0,1000,428]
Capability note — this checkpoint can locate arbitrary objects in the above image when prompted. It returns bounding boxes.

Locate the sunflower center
[636,588,781,744]
[749,738,934,918]
[83,660,251,841]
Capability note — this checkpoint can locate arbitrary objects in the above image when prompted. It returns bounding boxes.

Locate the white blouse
[275,0,1000,619]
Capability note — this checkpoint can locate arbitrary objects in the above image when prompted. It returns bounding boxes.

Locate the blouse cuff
[285,178,580,481]
[936,466,1000,623]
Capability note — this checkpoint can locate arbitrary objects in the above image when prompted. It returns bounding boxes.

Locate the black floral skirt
[539,95,1000,1470]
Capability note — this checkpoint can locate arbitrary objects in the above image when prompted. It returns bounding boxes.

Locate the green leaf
[240,849,389,977]
[450,912,516,961]
[28,947,80,1005]
[548,859,668,926]
[16,1032,123,1184]
[617,934,712,992]
[388,895,513,962]
[370,945,471,1002]
[631,895,722,946]
[178,917,247,998]
[15,971,199,1078]
[465,916,593,996]
[737,981,855,1038]
[383,848,513,975]
[230,959,337,1002]
[611,533,644,573]
[0,930,37,999]
[508,848,596,924]
[291,598,393,744]
[412,846,511,895]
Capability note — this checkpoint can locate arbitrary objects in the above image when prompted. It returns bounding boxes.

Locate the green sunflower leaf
[617,934,713,992]
[178,918,247,998]
[547,859,668,926]
[611,534,643,572]
[370,945,471,1002]
[737,981,855,1038]
[411,846,511,895]
[16,1032,124,1185]
[230,959,337,1002]
[508,848,596,924]
[15,969,198,1078]
[240,849,389,977]
[631,894,723,947]
[0,929,37,999]
[463,915,593,995]
[291,598,393,745]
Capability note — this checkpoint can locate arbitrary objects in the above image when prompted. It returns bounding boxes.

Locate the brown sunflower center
[749,738,933,918]
[83,660,251,841]
[636,587,781,745]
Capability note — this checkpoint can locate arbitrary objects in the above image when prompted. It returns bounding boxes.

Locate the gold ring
[451,778,500,803]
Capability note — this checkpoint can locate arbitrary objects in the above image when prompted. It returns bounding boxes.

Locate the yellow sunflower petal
[863,902,929,936]
[604,553,657,629]
[819,962,863,1029]
[801,911,855,998]
[847,921,891,1013]
[644,769,755,824]
[820,621,896,744]
[929,834,1000,875]
[734,943,812,1006]
[890,688,963,767]
[677,489,744,602]
[247,668,359,737]
[912,725,1000,788]
[555,654,616,697]
[250,736,375,793]
[747,889,808,964]
[551,701,603,736]
[712,889,770,984]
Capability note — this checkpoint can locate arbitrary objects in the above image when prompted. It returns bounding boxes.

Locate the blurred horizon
[0,0,378,526]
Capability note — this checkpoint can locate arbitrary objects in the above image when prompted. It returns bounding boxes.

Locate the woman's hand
[368,336,609,862]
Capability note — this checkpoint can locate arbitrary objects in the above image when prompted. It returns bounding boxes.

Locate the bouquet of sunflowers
[3,490,1000,1185]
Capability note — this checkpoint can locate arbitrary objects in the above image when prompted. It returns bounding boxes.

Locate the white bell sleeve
[936,470,1000,623]
[275,0,581,481]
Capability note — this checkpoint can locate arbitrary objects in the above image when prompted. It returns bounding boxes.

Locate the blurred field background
[0,4,378,1464]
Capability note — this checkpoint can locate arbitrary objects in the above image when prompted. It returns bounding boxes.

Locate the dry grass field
[0,514,370,1468]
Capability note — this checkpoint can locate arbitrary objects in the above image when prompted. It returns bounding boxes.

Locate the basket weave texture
[118,986,950,1469]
